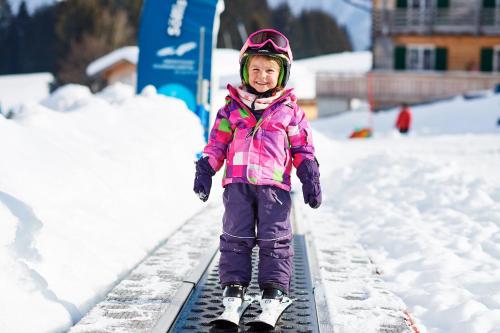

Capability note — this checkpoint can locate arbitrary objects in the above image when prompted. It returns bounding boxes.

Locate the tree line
[0,0,351,87]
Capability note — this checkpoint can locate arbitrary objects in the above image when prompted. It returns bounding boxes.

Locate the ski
[210,294,254,329]
[246,296,293,330]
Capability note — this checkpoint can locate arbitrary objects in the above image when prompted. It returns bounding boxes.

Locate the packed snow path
[70,196,418,332]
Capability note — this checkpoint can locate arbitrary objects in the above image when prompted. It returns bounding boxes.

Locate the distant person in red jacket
[395,103,412,134]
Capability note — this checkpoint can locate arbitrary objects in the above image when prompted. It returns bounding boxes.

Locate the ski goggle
[240,29,293,62]
[247,29,289,52]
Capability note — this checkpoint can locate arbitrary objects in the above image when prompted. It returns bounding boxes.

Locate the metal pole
[197,26,205,106]
[197,26,210,142]
[367,71,374,129]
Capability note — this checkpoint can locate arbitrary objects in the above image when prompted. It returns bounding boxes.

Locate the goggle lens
[248,30,288,49]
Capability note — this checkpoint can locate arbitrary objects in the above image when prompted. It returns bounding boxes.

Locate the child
[193,29,321,308]
[395,103,412,134]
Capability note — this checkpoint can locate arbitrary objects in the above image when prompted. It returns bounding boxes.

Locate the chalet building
[86,46,138,92]
[317,0,500,110]
[373,0,500,72]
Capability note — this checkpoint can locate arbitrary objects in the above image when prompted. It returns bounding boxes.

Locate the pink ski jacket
[203,85,315,191]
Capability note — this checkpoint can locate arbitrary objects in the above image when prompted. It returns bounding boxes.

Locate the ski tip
[246,320,275,330]
[210,318,240,330]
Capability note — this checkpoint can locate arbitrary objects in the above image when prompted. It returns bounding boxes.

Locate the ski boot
[210,284,254,329]
[247,287,293,330]
[262,287,285,301]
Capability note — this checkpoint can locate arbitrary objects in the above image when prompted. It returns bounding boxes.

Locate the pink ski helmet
[239,29,293,88]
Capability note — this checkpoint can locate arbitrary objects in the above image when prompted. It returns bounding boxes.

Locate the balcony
[373,8,500,35]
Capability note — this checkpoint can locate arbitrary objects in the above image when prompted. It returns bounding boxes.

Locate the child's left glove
[193,156,216,202]
[296,158,322,209]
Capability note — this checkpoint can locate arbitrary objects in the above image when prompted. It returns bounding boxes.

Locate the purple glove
[193,156,216,202]
[296,158,322,209]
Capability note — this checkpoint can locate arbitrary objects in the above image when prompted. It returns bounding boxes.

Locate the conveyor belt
[168,235,319,333]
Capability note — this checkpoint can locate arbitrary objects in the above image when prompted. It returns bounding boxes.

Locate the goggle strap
[242,57,249,84]
[278,61,285,86]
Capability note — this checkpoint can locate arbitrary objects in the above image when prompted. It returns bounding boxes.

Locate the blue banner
[137,0,222,141]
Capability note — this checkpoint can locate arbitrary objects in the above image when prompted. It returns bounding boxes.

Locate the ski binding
[247,296,293,330]
[210,294,254,328]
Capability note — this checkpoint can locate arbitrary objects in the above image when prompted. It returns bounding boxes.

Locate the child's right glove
[296,158,322,209]
[193,156,215,202]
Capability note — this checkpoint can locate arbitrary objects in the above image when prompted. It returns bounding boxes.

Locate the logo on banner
[167,0,188,36]
[156,42,197,57]
[153,42,197,75]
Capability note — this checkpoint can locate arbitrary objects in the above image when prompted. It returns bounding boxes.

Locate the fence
[317,70,500,108]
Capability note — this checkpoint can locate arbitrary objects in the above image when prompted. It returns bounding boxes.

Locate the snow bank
[0,72,53,112]
[0,83,206,332]
[306,129,500,332]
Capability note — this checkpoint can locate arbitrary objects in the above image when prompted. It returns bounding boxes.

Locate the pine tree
[24,4,58,73]
[55,0,134,84]
[58,34,110,85]
[0,0,12,29]
[0,0,13,73]
[295,10,352,58]
[16,1,35,72]
[217,0,272,49]
[3,1,30,73]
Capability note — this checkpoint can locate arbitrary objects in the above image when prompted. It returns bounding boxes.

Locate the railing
[373,8,500,35]
[317,70,500,108]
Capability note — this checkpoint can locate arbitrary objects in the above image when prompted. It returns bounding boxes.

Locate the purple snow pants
[219,183,293,294]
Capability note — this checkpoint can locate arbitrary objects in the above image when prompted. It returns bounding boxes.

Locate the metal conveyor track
[168,235,319,333]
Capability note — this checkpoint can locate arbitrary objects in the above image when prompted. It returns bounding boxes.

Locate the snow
[1,49,500,333]
[0,72,54,112]
[297,131,500,332]
[314,93,500,139]
[0,82,206,331]
[297,51,372,74]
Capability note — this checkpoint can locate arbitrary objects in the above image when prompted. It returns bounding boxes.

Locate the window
[407,45,436,70]
[494,46,500,72]
[405,0,435,27]
[483,0,500,8]
[409,0,432,8]
[482,0,500,26]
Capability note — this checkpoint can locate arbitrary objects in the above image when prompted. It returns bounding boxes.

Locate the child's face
[247,56,281,93]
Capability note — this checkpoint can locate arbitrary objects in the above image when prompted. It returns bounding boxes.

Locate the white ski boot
[210,284,254,328]
[247,287,293,329]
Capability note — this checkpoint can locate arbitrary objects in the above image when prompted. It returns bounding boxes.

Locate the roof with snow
[86,46,138,77]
